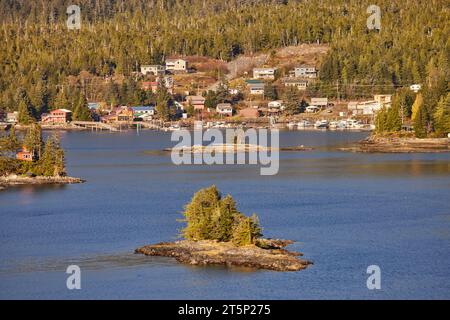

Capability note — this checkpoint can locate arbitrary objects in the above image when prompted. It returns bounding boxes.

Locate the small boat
[297,120,311,128]
[314,120,329,129]
[346,119,366,130]
[329,121,338,129]
[337,120,348,129]
[167,124,181,131]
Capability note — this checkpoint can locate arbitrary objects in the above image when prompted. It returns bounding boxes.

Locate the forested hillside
[0,0,448,118]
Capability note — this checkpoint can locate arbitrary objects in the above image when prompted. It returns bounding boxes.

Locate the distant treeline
[0,0,448,114]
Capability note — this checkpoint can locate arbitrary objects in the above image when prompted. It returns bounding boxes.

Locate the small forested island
[136,186,312,272]
[0,124,83,190]
[347,89,450,153]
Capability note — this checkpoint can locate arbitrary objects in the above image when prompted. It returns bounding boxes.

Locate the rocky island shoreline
[136,239,312,272]
[162,144,313,154]
[136,185,312,272]
[341,136,450,153]
[0,175,84,191]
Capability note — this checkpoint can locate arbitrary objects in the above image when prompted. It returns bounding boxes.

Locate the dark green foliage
[433,93,450,137]
[73,92,93,121]
[386,104,402,132]
[204,91,218,110]
[0,0,448,138]
[38,135,66,177]
[0,127,20,157]
[413,103,428,138]
[0,125,66,177]
[232,214,263,246]
[23,124,44,158]
[282,86,301,115]
[264,82,278,101]
[156,81,173,121]
[181,186,263,246]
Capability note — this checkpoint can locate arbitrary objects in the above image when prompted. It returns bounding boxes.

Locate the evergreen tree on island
[0,124,66,177]
[181,185,262,246]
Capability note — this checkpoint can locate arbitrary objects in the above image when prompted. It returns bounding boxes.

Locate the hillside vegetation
[0,0,448,136]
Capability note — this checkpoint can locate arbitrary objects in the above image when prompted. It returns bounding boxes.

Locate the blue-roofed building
[88,102,100,111]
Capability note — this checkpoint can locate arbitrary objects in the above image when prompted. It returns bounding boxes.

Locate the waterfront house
[131,106,156,120]
[216,103,233,117]
[283,78,308,90]
[347,101,380,115]
[141,65,166,76]
[253,68,277,80]
[16,146,36,162]
[41,109,72,124]
[348,95,392,116]
[165,58,188,73]
[115,106,134,122]
[103,106,134,123]
[292,65,317,78]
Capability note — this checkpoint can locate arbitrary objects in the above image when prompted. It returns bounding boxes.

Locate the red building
[16,146,36,162]
[41,109,72,124]
[142,81,157,92]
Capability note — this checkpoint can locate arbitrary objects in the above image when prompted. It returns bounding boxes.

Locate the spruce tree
[156,80,172,121]
[181,186,263,246]
[282,86,301,115]
[23,124,43,158]
[39,135,66,177]
[413,103,428,138]
[264,82,278,101]
[433,93,450,137]
[411,93,423,122]
[385,104,402,132]
[54,88,71,110]
[18,99,34,125]
[73,92,92,121]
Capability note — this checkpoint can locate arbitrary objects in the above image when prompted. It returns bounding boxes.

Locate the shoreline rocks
[341,136,450,153]
[0,175,85,190]
[135,239,312,272]
[162,144,313,154]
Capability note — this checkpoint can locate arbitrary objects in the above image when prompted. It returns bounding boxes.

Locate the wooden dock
[72,121,118,132]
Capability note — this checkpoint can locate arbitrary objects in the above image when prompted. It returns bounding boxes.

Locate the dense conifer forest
[0,0,448,135]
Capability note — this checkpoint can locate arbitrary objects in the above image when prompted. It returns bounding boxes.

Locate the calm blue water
[1,130,449,299]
